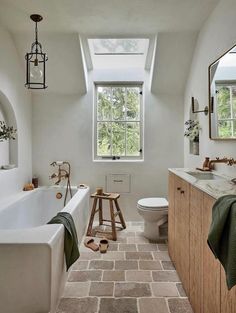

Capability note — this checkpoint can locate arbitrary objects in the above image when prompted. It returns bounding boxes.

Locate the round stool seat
[137,197,168,211]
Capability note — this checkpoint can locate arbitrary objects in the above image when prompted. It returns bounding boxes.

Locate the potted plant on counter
[0,121,17,142]
[184,119,200,155]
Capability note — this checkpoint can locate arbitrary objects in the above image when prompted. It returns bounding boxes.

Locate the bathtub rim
[0,185,90,244]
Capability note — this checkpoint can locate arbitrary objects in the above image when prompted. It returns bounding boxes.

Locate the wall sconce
[25,14,48,89]
[191,97,209,115]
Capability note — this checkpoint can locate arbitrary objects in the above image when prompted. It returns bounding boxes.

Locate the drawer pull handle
[177,187,181,190]
[181,190,185,194]
[113,180,123,183]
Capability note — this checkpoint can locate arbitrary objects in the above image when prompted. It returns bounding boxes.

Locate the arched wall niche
[0,91,18,169]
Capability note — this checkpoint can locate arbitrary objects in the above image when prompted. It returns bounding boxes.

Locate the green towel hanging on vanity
[48,212,80,271]
[207,194,236,290]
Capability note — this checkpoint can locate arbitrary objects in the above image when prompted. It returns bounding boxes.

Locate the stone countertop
[168,168,236,200]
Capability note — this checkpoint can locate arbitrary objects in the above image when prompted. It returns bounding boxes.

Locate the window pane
[218,120,232,138]
[216,86,231,119]
[126,122,140,156]
[126,87,140,121]
[232,86,236,118]
[112,87,125,120]
[112,122,125,155]
[233,120,236,137]
[97,87,112,121]
[97,122,111,155]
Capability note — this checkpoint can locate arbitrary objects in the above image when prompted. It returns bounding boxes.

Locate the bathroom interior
[1,0,236,312]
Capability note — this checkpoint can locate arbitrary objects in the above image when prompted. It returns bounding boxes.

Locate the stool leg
[114,199,126,229]
[109,200,117,241]
[86,197,98,236]
[98,198,103,225]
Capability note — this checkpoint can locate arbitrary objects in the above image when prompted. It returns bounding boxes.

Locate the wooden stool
[86,192,126,241]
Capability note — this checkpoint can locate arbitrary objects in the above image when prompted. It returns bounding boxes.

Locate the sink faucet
[208,157,236,170]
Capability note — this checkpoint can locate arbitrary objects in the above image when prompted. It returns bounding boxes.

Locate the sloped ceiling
[0,0,219,95]
[151,32,198,95]
[0,0,219,34]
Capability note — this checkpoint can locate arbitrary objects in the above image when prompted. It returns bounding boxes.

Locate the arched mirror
[209,44,236,139]
[0,92,18,169]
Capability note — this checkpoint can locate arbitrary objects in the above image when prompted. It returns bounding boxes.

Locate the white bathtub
[0,185,90,313]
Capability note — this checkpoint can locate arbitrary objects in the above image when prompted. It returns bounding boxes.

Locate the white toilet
[137,197,168,241]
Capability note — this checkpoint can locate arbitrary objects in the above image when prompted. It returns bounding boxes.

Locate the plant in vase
[0,121,17,142]
[184,120,200,155]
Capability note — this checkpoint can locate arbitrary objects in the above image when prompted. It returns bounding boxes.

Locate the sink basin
[186,171,223,180]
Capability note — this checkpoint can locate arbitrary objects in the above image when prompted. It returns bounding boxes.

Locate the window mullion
[125,87,127,157]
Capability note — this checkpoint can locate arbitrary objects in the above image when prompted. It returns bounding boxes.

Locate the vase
[192,141,199,155]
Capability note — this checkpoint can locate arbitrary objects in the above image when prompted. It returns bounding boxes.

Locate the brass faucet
[208,157,236,170]
[49,161,72,205]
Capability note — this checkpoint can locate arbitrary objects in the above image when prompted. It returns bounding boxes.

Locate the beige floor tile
[152,270,180,282]
[62,282,90,297]
[126,252,153,260]
[177,283,187,297]
[102,251,125,260]
[115,260,139,270]
[126,270,152,282]
[57,297,98,313]
[89,260,114,270]
[168,298,193,313]
[103,270,125,281]
[139,297,169,313]
[151,282,179,297]
[115,282,152,297]
[139,260,162,270]
[79,252,101,260]
[89,282,114,296]
[152,251,171,261]
[99,298,138,313]
[158,244,168,251]
[71,260,89,270]
[162,261,175,270]
[68,270,102,282]
[137,244,158,251]
[127,236,149,244]
[119,244,137,251]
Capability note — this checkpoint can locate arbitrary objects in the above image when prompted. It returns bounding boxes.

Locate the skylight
[88,38,149,69]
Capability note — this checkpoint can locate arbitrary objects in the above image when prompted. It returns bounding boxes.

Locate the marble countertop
[169,168,236,200]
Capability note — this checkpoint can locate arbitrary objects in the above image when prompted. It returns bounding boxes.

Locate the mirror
[209,44,236,139]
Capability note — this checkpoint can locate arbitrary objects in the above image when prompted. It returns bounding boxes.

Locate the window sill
[93,159,144,163]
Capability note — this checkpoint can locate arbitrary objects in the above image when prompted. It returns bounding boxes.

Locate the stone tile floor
[57,222,193,313]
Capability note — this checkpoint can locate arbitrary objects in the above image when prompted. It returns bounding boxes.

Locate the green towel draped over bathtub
[48,212,80,271]
[207,195,236,290]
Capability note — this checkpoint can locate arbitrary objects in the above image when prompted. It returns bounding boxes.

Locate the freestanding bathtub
[0,185,90,313]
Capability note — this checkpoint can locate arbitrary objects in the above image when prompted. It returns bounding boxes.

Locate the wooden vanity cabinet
[168,171,235,313]
[189,186,203,313]
[202,194,221,313]
[168,172,190,295]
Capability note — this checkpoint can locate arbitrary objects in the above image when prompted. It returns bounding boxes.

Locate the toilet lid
[137,197,168,210]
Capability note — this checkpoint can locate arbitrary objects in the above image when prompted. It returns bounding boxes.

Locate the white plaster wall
[184,0,236,176]
[32,73,183,220]
[0,26,32,199]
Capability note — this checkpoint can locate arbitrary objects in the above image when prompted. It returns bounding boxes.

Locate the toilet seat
[137,197,168,211]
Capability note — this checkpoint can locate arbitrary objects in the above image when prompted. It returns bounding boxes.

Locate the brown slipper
[84,238,99,251]
[99,238,109,253]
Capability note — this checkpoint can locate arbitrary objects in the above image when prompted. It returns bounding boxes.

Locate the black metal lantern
[25,14,48,89]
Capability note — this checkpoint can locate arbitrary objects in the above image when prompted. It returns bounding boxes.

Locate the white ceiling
[0,0,219,35]
[0,0,220,95]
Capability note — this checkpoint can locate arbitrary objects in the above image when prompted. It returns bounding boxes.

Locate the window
[94,84,143,161]
[216,83,236,138]
[88,38,150,69]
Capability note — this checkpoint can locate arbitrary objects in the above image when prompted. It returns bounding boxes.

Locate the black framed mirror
[209,44,236,139]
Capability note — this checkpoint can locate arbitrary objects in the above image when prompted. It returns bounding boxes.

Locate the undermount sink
[186,171,223,180]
